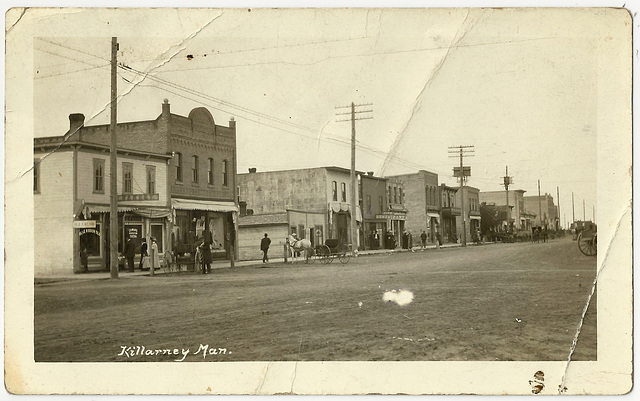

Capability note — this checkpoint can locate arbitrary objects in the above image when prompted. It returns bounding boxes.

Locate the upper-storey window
[93,158,105,193]
[33,160,40,193]
[222,160,229,187]
[147,165,156,194]
[192,155,199,183]
[208,158,214,185]
[332,181,337,201]
[341,182,346,202]
[175,152,182,181]
[122,162,133,194]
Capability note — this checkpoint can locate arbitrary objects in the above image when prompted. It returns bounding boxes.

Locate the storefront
[426,212,440,243]
[79,204,171,270]
[171,199,239,260]
[374,211,407,249]
[328,202,362,247]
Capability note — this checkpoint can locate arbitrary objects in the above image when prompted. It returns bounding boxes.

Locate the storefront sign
[73,220,96,228]
[375,212,406,221]
[79,228,100,236]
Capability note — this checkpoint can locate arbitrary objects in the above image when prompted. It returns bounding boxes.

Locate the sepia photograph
[4,4,633,395]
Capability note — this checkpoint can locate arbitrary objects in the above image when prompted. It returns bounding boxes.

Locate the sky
[31,7,612,227]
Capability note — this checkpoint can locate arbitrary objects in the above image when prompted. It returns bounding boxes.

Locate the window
[222,160,229,186]
[388,186,392,205]
[366,195,372,214]
[146,165,156,194]
[208,158,214,185]
[122,162,133,194]
[192,155,199,183]
[341,182,346,202]
[332,181,337,201]
[175,152,182,181]
[394,187,398,204]
[33,160,40,193]
[379,196,384,213]
[399,188,403,204]
[93,158,105,193]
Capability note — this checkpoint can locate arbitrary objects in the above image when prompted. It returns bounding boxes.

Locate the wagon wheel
[338,244,351,264]
[316,245,331,264]
[305,247,316,264]
[578,232,597,256]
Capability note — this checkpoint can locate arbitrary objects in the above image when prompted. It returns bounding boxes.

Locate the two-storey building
[237,167,362,260]
[455,185,481,241]
[360,172,388,250]
[440,184,459,243]
[34,100,239,275]
[479,189,529,230]
[34,114,171,275]
[385,170,440,244]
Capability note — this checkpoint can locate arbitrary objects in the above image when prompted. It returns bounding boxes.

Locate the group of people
[124,237,159,272]
[419,230,442,250]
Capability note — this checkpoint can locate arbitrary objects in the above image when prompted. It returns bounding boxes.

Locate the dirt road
[34,238,596,362]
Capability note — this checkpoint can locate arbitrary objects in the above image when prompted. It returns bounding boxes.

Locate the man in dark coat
[124,238,136,272]
[260,233,271,263]
[138,238,148,270]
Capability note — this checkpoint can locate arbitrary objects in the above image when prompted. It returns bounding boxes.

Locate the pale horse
[287,234,314,263]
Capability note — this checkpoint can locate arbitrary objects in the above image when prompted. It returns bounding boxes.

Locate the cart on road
[315,239,351,264]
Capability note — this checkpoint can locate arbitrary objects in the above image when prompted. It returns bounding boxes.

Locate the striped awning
[172,198,239,213]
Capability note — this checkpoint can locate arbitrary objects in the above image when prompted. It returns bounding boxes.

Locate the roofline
[34,137,172,159]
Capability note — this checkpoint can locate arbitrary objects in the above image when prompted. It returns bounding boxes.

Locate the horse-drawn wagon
[314,239,351,264]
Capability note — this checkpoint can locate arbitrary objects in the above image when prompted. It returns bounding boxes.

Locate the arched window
[332,181,338,201]
[208,158,214,185]
[341,182,346,202]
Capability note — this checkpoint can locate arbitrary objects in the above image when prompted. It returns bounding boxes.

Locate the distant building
[524,193,558,229]
[479,189,529,230]
[360,172,388,250]
[385,170,440,244]
[455,186,481,241]
[440,184,460,243]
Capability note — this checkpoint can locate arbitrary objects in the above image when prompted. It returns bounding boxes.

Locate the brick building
[440,184,459,243]
[360,173,388,250]
[455,185,481,241]
[385,170,440,244]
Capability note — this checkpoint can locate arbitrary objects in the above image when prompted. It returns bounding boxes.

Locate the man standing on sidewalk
[124,237,136,272]
[420,230,427,251]
[261,233,271,263]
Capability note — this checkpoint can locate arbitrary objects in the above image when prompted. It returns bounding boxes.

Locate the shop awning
[427,212,440,219]
[172,198,239,213]
[469,215,482,220]
[85,204,138,214]
[132,208,171,218]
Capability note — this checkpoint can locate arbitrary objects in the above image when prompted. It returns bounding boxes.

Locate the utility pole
[537,180,543,228]
[583,199,586,221]
[448,145,474,246]
[503,166,513,231]
[556,186,560,231]
[336,102,372,253]
[593,205,595,223]
[572,192,575,223]
[109,37,119,279]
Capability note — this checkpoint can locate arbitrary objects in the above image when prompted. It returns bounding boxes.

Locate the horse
[287,234,313,263]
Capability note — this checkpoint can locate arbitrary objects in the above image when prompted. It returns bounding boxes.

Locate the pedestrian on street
[435,232,442,250]
[201,240,212,274]
[138,238,148,270]
[420,231,427,250]
[80,247,88,273]
[261,233,271,263]
[150,237,159,270]
[124,237,136,272]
